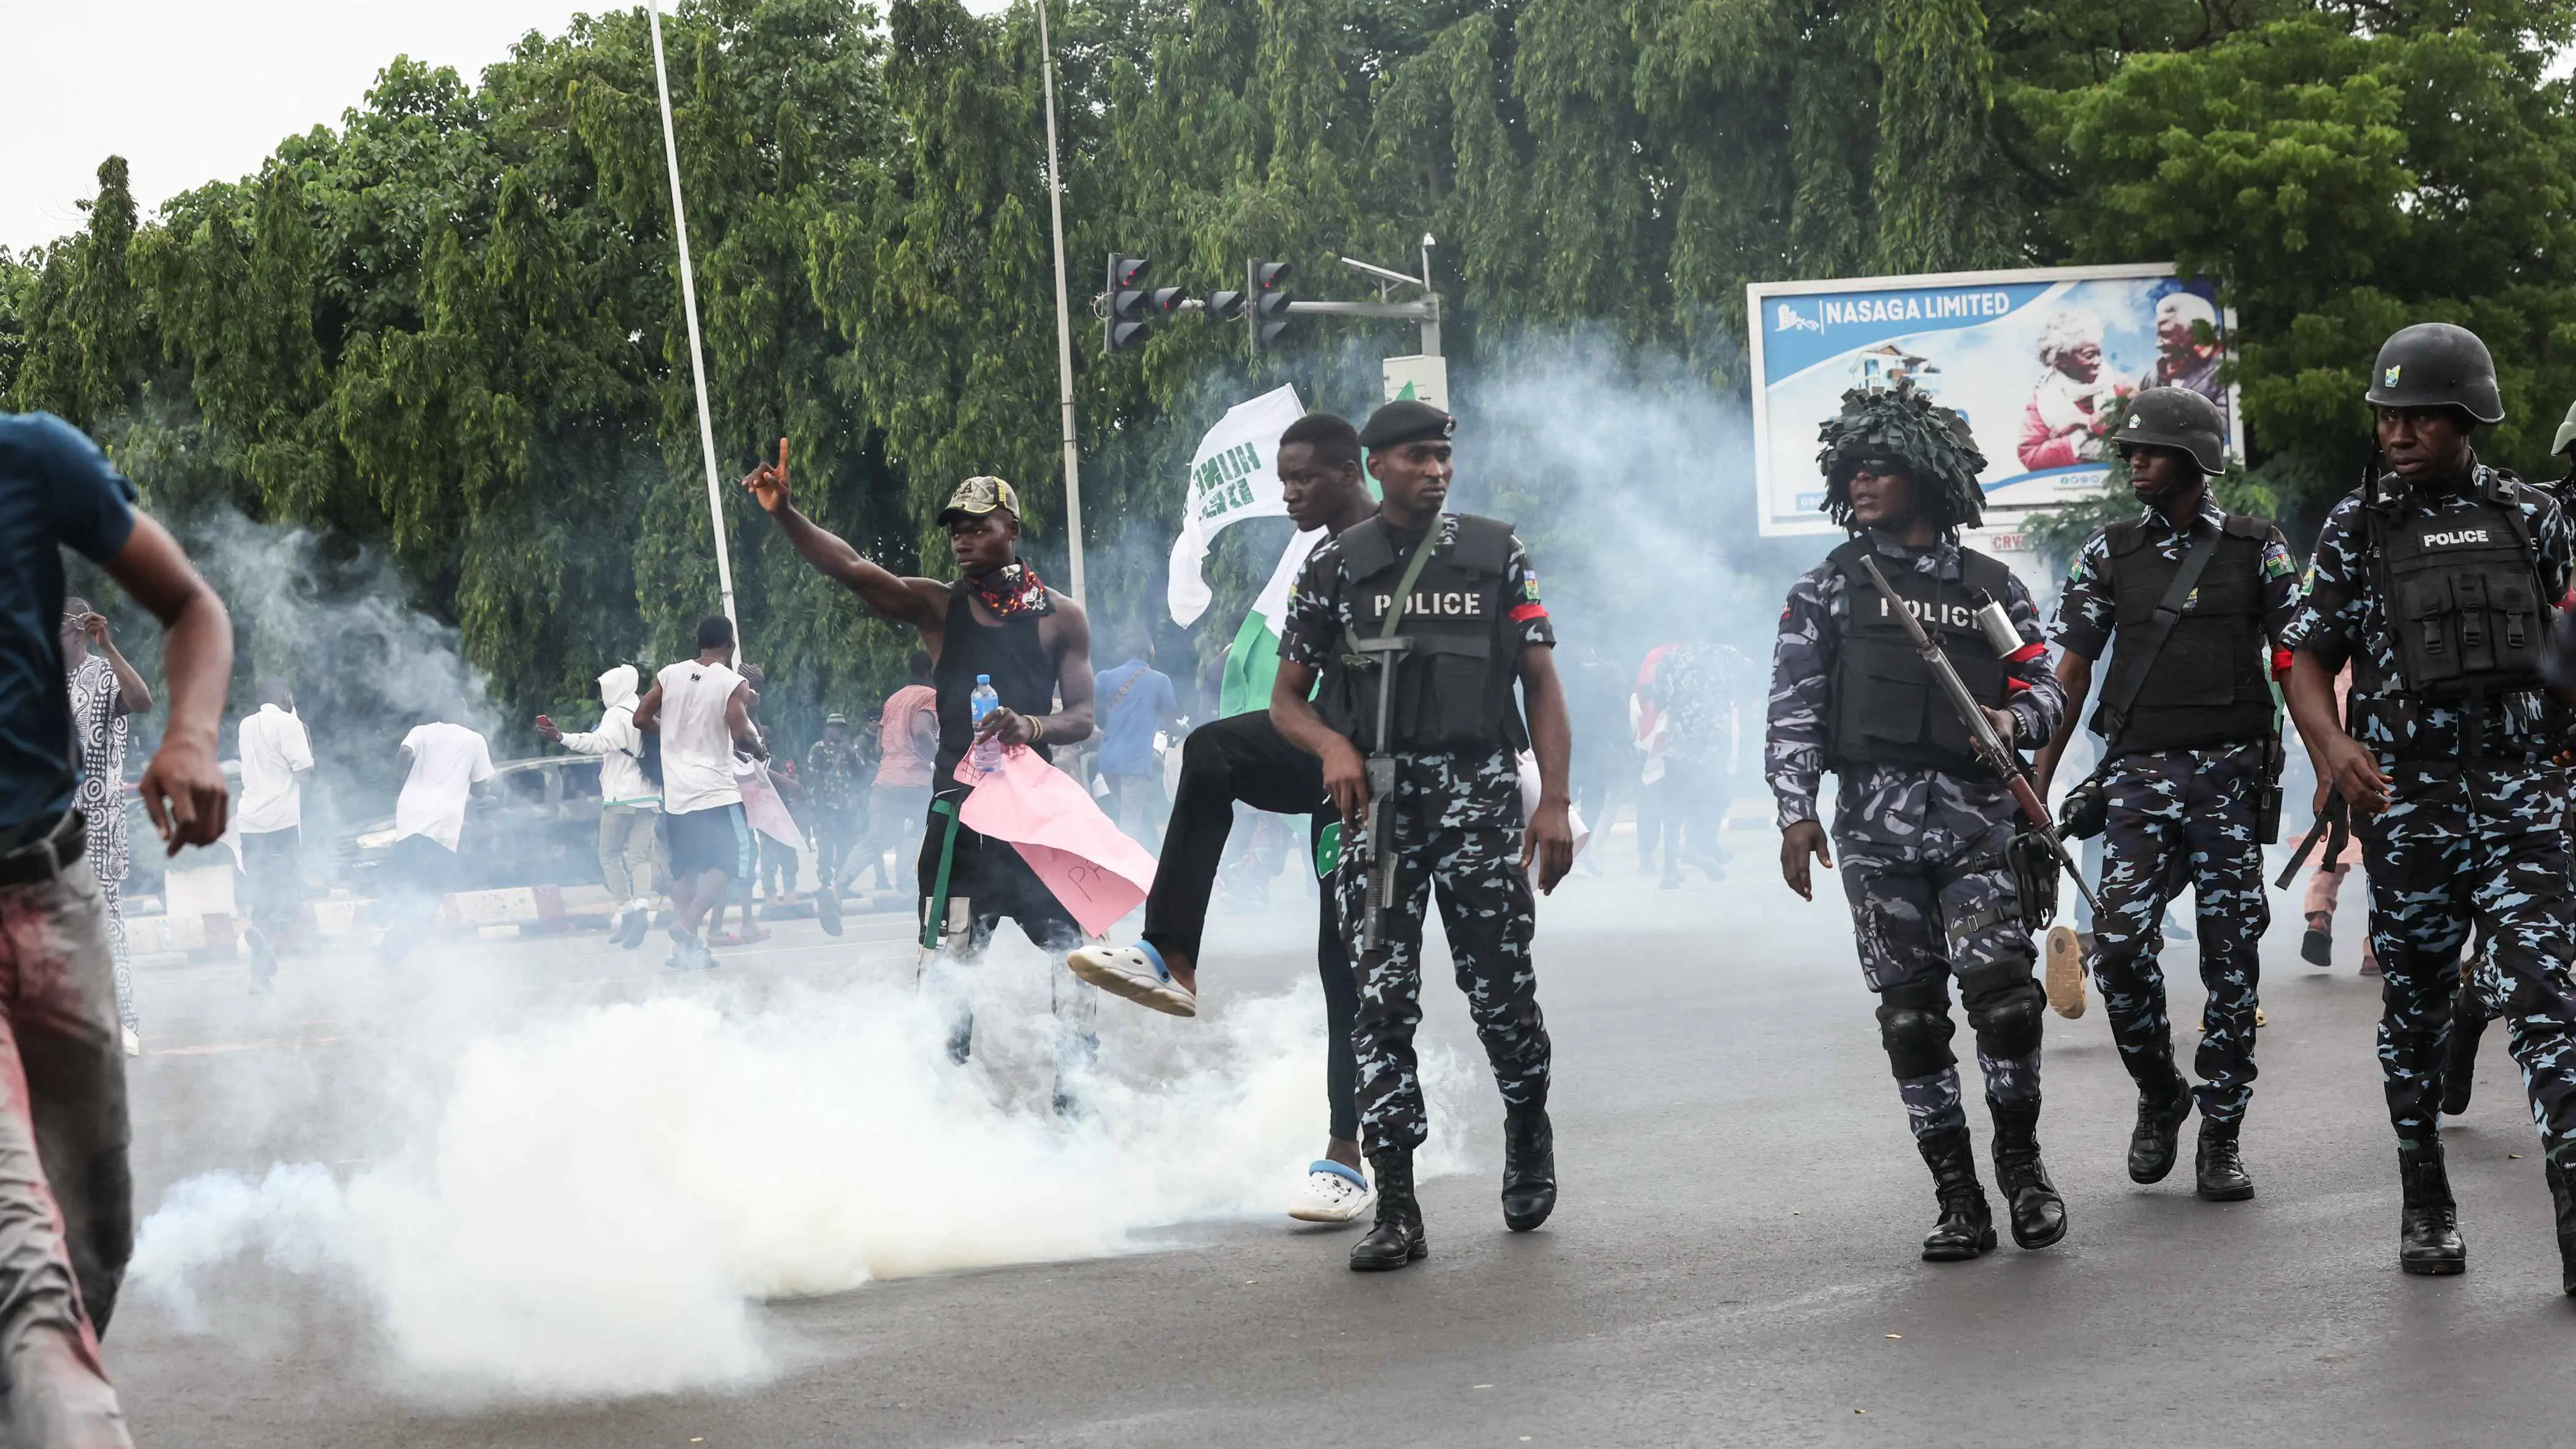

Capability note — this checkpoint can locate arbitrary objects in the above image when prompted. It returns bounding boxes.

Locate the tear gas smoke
[131,956,1474,1399]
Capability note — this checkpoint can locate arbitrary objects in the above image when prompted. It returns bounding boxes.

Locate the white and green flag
[1216,525,1324,717]
[1166,383,1306,627]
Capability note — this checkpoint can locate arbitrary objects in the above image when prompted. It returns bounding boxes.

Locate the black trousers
[1141,711,1360,1144]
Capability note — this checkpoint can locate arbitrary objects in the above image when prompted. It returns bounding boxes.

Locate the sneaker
[121,1026,141,1058]
[616,904,653,951]
[245,926,278,993]
[1288,1160,1376,1224]
[817,886,844,938]
[664,931,718,972]
[2045,925,2087,1019]
[1066,942,1197,1017]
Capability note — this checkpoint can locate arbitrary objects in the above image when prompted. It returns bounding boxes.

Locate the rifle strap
[919,797,962,952]
[2098,516,2226,744]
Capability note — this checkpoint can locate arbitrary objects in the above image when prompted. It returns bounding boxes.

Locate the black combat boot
[2398,1140,2466,1275]
[2440,988,2487,1117]
[1989,1098,2068,1250]
[2194,1115,2254,1202]
[2128,1077,2195,1185]
[1501,1105,1557,1232]
[1350,1150,1428,1272]
[2546,1157,2576,1298]
[1915,1128,1995,1263]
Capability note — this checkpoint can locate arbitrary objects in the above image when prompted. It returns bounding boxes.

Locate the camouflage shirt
[1765,531,2066,830]
[2280,463,2574,757]
[1281,514,1554,822]
[2049,491,2301,665]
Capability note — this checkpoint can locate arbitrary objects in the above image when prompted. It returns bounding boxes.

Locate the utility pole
[1035,0,1087,608]
[646,0,742,653]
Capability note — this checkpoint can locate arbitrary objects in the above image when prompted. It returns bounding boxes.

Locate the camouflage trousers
[1831,773,2047,1144]
[1341,755,1549,1156]
[2361,759,2576,1166]
[2087,743,2267,1124]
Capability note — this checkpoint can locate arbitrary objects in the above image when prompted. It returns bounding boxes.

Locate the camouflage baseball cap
[938,475,1023,525]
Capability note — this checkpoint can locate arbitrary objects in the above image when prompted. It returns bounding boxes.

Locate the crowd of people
[19,313,2576,1443]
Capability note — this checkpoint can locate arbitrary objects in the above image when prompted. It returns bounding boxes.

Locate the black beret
[1358,399,1455,449]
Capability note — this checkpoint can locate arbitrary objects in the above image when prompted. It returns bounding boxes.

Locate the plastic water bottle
[970,675,1003,774]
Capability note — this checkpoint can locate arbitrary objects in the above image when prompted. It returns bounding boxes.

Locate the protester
[62,596,151,1053]
[856,652,939,892]
[1092,643,1182,849]
[538,663,661,949]
[381,717,495,965]
[632,616,765,971]
[235,678,315,991]
[804,711,869,927]
[745,446,1102,1104]
[4,408,234,1446]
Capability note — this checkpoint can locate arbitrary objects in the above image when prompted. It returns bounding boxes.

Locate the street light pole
[1035,0,1087,608]
[646,0,742,652]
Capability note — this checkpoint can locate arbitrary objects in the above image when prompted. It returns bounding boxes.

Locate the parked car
[335,755,610,895]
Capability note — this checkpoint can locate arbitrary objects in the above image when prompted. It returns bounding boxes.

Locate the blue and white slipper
[1067,941,1197,1017]
[1287,1160,1375,1223]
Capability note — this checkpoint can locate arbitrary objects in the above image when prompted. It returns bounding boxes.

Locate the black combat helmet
[2364,323,2504,424]
[2109,386,2228,475]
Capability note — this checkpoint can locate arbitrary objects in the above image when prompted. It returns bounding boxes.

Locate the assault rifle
[1852,553,2104,917]
[2273,793,2350,890]
[1349,635,1414,957]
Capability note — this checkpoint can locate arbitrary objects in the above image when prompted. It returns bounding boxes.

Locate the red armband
[1509,602,1548,624]
[2271,648,2294,680]
[2006,640,2047,665]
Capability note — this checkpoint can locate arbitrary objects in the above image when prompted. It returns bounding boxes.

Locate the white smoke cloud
[128,954,1471,1399]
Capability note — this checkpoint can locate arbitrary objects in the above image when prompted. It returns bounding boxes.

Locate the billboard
[1747,264,2241,538]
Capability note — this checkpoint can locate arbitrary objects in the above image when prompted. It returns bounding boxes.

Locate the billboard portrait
[1746,264,2240,538]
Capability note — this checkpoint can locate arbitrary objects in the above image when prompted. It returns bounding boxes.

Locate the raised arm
[84,614,153,716]
[724,681,767,757]
[740,438,943,629]
[101,512,232,851]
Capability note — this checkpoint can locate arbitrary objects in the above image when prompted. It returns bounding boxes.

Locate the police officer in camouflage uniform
[2032,387,2299,1202]
[1768,380,2072,1263]
[2445,397,2576,1119]
[2282,323,2576,1293]
[1270,399,1578,1274]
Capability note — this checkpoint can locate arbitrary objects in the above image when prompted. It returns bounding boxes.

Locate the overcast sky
[2,1,1006,255]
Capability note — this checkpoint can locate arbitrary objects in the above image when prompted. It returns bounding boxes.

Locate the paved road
[104,853,2574,1447]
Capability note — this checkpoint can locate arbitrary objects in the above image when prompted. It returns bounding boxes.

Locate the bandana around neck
[972,560,1052,618]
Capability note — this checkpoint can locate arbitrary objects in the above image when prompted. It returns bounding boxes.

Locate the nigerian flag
[1217,526,1325,717]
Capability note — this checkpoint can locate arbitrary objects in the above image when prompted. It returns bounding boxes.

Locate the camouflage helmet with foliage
[1815,378,1990,537]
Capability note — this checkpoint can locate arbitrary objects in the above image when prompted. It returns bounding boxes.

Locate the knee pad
[1875,982,1958,1080]
[1958,963,2045,1060]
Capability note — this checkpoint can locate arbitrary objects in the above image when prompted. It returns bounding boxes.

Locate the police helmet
[2364,323,2504,424]
[2552,399,2576,457]
[2109,386,2228,475]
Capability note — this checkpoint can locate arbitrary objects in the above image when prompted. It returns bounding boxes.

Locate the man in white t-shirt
[539,662,662,950]
[380,717,494,964]
[633,616,765,971]
[234,678,314,991]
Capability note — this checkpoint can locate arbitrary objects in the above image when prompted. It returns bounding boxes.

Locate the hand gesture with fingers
[741,437,792,513]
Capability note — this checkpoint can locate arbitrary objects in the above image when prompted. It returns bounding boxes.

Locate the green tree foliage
[10,0,2575,771]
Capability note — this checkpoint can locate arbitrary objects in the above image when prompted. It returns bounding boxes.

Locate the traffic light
[1106,253,1155,353]
[1204,288,1245,321]
[1249,260,1294,353]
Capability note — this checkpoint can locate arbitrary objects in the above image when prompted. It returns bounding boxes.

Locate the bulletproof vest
[2362,478,2548,703]
[1314,514,1528,753]
[1823,539,2011,776]
[2090,513,2276,752]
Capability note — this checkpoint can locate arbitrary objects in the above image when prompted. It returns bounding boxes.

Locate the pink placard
[955,750,1159,937]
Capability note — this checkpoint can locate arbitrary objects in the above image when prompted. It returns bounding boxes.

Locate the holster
[2256,731,2285,845]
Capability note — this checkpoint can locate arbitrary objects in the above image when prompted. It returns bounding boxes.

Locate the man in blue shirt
[1091,646,1181,849]
[1,411,233,1445]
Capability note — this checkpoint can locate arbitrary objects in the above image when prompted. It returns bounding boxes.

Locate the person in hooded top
[539,662,663,949]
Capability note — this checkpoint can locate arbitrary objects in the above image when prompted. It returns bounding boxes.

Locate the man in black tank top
[746,445,1103,1104]
[2031,387,2299,1204]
